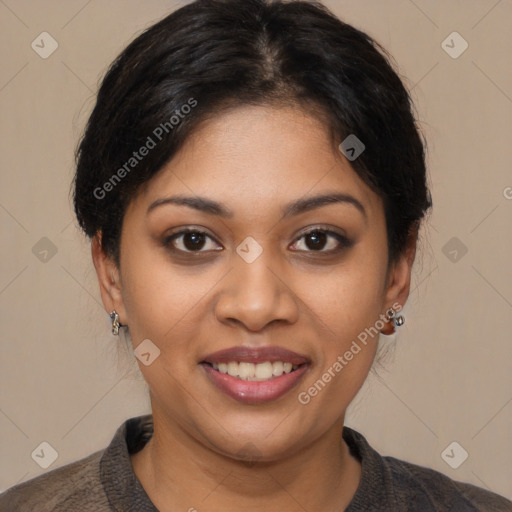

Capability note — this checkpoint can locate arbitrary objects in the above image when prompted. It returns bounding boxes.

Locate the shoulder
[0,448,110,512]
[343,427,512,512]
[384,455,512,511]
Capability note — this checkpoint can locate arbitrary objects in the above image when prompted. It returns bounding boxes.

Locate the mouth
[199,346,310,404]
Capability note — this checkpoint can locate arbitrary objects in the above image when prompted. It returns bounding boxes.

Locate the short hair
[73,0,432,267]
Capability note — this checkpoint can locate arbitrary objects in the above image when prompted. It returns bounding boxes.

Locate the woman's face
[95,104,414,460]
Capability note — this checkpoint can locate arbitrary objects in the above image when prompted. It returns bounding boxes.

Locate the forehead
[132,104,383,222]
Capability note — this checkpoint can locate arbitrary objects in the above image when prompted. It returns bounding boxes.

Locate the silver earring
[386,307,405,328]
[110,310,120,335]
[394,314,405,327]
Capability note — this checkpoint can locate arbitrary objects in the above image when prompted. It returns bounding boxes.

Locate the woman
[2,0,511,510]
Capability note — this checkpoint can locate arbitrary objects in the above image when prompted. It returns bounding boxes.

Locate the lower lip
[201,363,309,404]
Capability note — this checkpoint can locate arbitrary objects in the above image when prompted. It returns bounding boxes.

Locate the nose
[214,246,299,332]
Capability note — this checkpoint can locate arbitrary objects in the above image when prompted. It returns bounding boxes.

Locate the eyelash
[163,226,353,256]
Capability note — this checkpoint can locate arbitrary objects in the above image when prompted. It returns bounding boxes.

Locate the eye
[164,228,222,253]
[290,227,352,253]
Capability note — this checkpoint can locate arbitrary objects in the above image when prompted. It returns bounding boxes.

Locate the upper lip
[201,346,310,365]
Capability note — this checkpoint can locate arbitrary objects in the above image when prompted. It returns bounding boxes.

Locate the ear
[382,224,418,313]
[91,233,127,324]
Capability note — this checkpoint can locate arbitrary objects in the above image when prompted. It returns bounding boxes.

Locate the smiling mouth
[202,361,305,381]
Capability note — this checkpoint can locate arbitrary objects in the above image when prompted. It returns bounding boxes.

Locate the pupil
[184,232,205,251]
[306,231,326,251]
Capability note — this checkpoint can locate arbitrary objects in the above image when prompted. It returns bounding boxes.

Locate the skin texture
[92,104,417,511]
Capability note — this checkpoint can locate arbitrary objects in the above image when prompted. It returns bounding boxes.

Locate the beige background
[1,0,511,501]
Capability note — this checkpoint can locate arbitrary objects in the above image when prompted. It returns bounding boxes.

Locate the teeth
[227,362,238,377]
[210,361,300,380]
[255,361,273,379]
[272,361,284,376]
[239,362,255,379]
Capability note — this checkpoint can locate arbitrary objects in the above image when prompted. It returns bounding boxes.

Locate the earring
[381,307,405,335]
[110,310,120,335]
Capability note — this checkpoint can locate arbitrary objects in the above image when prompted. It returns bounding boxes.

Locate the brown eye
[291,228,352,253]
[164,229,222,253]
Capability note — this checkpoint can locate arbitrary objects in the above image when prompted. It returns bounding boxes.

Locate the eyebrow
[147,192,367,221]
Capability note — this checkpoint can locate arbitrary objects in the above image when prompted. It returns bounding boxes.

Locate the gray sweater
[1,414,511,511]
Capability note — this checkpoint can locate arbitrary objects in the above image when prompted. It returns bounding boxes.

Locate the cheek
[122,259,211,345]
[293,248,386,400]
[301,251,386,343]
[295,283,381,428]
[119,238,197,338]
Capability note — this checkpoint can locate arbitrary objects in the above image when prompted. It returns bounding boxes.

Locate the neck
[131,411,361,512]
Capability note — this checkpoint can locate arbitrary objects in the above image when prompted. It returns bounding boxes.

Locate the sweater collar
[100,414,158,511]
[342,426,398,510]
